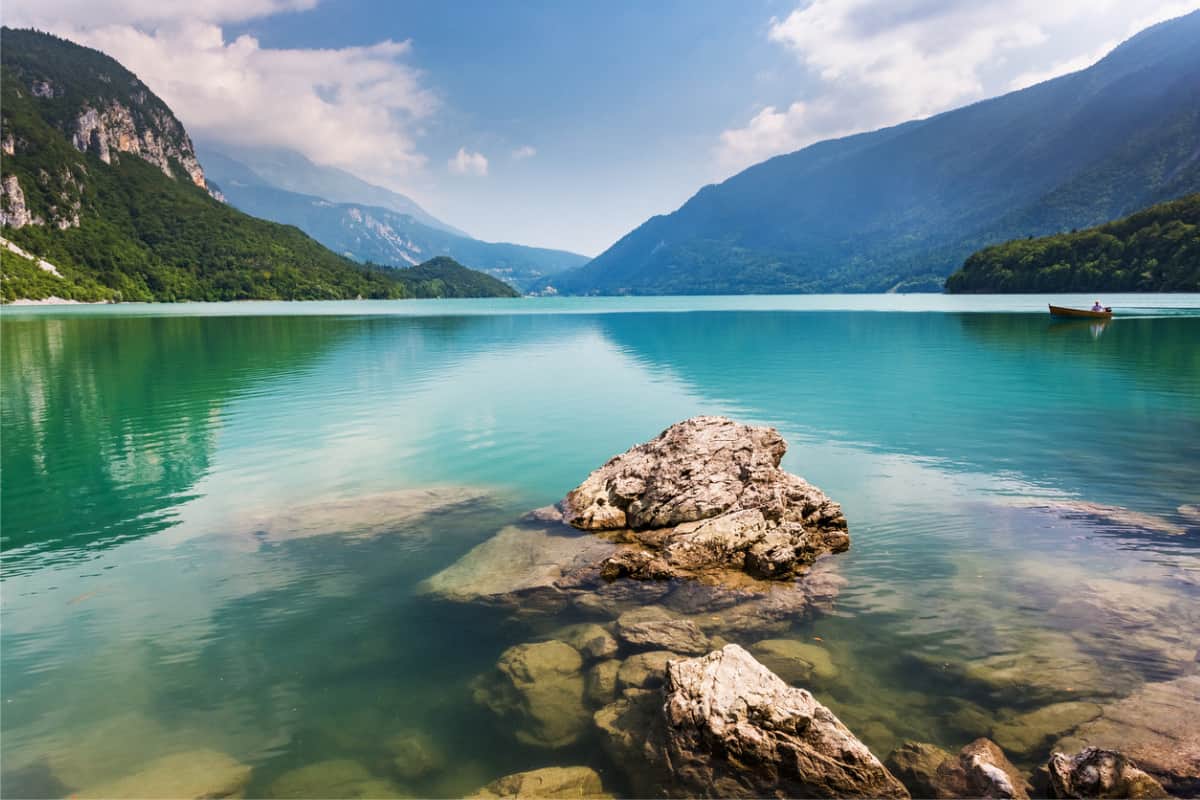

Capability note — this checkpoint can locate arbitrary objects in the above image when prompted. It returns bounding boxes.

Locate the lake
[2,294,1198,797]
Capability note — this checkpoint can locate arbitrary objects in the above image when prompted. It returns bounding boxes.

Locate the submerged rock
[469,766,611,799]
[1047,748,1168,799]
[1055,675,1200,796]
[749,637,838,684]
[615,650,679,691]
[237,486,493,542]
[269,759,406,798]
[556,623,619,661]
[77,749,252,799]
[472,640,590,748]
[990,701,1103,758]
[421,523,620,612]
[660,644,908,798]
[384,730,445,781]
[586,659,621,706]
[615,607,709,655]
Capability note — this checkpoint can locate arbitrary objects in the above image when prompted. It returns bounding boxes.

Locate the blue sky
[7,0,1199,254]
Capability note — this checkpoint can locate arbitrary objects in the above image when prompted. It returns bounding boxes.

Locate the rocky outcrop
[70,102,206,188]
[472,640,591,748]
[660,644,907,798]
[425,418,851,628]
[1,175,37,228]
[886,738,1031,799]
[562,417,849,582]
[1055,675,1200,796]
[1047,748,1168,799]
[469,766,611,799]
[959,738,1032,799]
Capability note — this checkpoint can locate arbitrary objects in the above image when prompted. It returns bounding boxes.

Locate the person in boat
[1091,300,1105,311]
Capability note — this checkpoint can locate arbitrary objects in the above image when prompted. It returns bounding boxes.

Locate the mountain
[196,141,469,237]
[0,28,515,302]
[945,193,1200,293]
[200,147,589,291]
[546,11,1200,295]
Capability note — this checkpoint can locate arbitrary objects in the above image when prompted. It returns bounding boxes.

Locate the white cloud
[4,0,317,27]
[718,0,1199,172]
[511,145,537,160]
[5,1,435,191]
[448,147,488,176]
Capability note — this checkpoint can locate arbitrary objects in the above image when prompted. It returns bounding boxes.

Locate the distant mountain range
[198,145,589,292]
[0,28,516,302]
[544,10,1200,295]
[945,193,1199,293]
[197,142,470,237]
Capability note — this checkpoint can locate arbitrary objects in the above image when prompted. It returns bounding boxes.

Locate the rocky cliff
[1,27,207,233]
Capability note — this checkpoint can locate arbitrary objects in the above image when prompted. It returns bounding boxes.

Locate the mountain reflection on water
[2,297,1197,798]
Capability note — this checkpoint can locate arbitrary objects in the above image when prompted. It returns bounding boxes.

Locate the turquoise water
[2,294,1198,797]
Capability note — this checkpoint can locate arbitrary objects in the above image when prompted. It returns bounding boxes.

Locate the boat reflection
[1048,317,1110,339]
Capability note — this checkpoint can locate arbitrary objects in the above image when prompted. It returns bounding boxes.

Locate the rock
[592,689,671,797]
[469,766,611,799]
[473,640,590,748]
[886,741,968,799]
[238,487,494,543]
[384,730,444,780]
[615,607,709,655]
[556,623,619,661]
[886,739,1031,800]
[427,419,853,629]
[748,638,838,684]
[562,417,849,582]
[422,524,620,612]
[960,738,1032,799]
[77,750,252,799]
[616,650,678,691]
[1055,675,1200,796]
[991,702,1103,758]
[937,630,1111,703]
[269,759,406,798]
[661,644,908,798]
[586,659,621,706]
[1047,748,1168,799]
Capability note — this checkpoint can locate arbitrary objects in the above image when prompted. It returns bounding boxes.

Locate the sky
[5,0,1199,255]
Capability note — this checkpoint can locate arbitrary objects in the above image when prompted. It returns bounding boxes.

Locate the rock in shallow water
[592,645,907,798]
[749,637,838,684]
[469,766,612,799]
[1047,748,1167,799]
[615,607,709,655]
[563,416,849,582]
[472,640,591,749]
[886,738,1032,800]
[1054,675,1200,796]
[269,759,406,798]
[77,749,252,799]
[423,417,852,630]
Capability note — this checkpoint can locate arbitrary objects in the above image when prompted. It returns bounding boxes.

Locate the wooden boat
[1049,304,1112,319]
